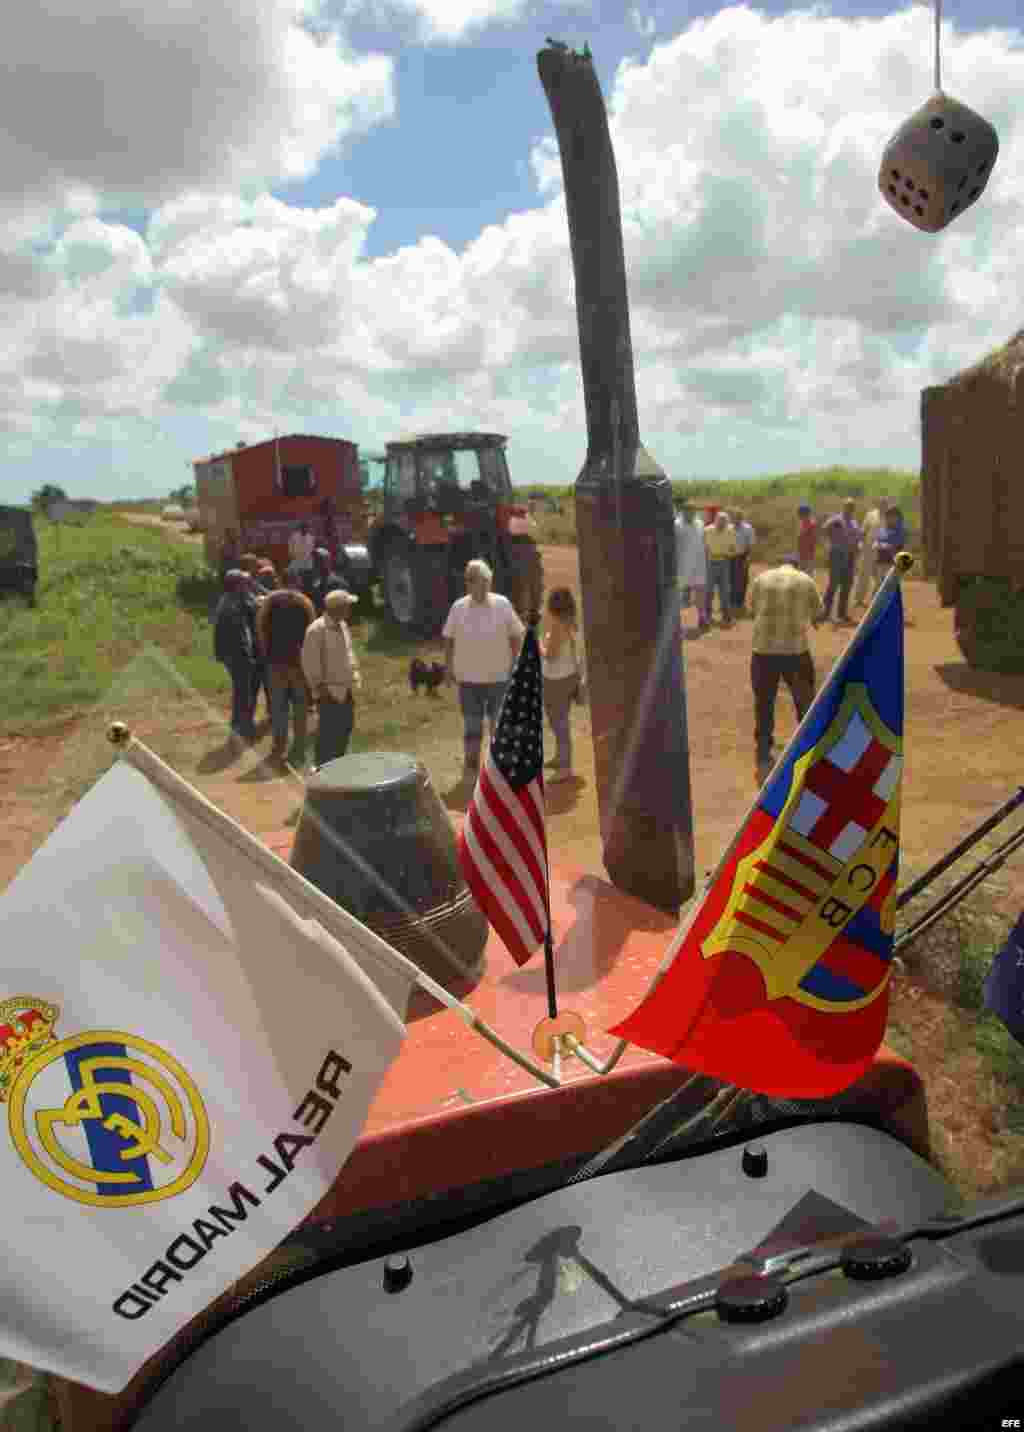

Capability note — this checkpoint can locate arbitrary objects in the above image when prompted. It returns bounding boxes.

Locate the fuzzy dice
[878,92,999,233]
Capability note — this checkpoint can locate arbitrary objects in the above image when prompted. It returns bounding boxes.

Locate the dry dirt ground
[3,525,1024,1195]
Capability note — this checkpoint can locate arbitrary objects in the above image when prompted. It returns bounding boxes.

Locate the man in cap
[748,552,823,787]
[213,569,258,744]
[301,588,362,769]
[821,497,861,627]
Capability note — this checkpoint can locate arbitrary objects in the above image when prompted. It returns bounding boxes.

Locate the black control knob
[841,1237,912,1282]
[382,1254,413,1293]
[716,1274,788,1324]
[741,1143,768,1178]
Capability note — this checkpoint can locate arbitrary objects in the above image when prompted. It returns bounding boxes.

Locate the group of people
[674,493,909,785]
[749,496,908,786]
[212,537,361,771]
[214,493,906,797]
[673,500,755,631]
[674,494,907,632]
[797,496,908,626]
[214,539,586,789]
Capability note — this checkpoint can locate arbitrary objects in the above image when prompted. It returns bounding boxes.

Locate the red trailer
[194,435,373,591]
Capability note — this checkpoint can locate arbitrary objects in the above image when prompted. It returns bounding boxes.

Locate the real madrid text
[110,1047,353,1322]
[0,995,355,1324]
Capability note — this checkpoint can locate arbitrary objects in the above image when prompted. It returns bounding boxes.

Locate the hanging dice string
[877,0,998,233]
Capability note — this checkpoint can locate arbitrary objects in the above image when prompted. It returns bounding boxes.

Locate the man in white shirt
[301,589,362,770]
[674,498,708,635]
[443,559,525,781]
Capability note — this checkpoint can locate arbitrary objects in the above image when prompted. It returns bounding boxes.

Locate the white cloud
[5,3,1024,497]
[0,0,394,214]
[338,0,592,44]
[390,0,527,43]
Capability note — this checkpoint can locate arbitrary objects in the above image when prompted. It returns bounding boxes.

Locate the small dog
[409,658,446,696]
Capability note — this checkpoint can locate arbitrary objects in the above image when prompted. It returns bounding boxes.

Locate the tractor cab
[382,432,512,516]
[368,433,543,635]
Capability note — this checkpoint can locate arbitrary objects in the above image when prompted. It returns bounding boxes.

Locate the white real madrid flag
[0,758,407,1393]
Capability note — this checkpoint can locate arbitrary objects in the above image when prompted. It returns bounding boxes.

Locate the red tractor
[366,432,544,635]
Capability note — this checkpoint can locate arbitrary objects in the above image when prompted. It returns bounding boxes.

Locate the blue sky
[2,0,1023,504]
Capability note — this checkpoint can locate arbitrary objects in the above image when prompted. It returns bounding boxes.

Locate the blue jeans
[543,673,576,771]
[822,549,855,621]
[706,559,733,623]
[225,655,256,738]
[458,681,507,769]
[268,665,308,758]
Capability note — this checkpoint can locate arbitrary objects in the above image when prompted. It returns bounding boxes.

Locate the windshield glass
[4,17,1024,1426]
[476,443,511,496]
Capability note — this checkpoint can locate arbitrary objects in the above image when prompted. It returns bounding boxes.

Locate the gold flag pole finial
[107,722,132,746]
[895,551,914,575]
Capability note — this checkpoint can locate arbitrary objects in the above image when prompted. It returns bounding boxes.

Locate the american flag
[458,625,550,966]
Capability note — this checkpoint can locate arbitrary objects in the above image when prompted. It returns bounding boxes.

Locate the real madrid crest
[2,995,209,1207]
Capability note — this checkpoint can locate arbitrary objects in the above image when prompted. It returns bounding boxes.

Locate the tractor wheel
[954,579,1024,674]
[382,545,421,631]
[382,544,447,636]
[501,538,544,622]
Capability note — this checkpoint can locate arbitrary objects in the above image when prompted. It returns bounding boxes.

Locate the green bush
[955,577,1024,674]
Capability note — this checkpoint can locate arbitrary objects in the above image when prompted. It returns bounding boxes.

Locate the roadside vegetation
[0,511,464,765]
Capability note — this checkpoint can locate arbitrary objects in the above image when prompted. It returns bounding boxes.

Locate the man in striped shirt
[748,555,824,787]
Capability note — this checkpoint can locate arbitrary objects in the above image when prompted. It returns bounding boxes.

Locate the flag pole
[105,725,560,1089]
[533,611,561,1023]
[570,551,915,1077]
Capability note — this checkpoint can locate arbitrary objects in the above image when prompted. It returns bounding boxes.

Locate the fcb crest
[702,684,901,1012]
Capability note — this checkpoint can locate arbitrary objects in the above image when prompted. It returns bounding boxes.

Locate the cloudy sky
[2,0,1023,503]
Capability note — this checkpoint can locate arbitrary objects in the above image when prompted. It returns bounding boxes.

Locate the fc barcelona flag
[609,572,906,1098]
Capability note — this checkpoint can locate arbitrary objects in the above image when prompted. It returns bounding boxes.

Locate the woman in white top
[442,559,525,780]
[540,586,582,783]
